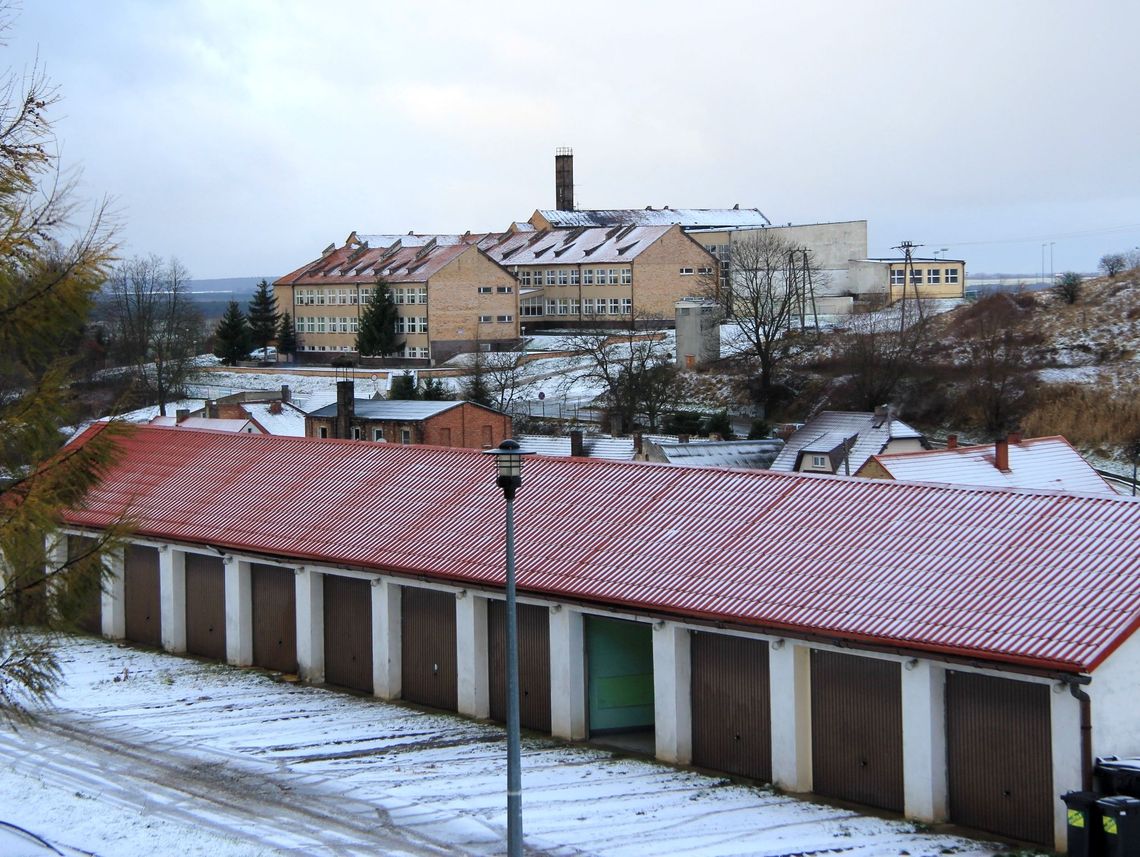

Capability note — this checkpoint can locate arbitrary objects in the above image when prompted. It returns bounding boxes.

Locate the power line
[929,222,1140,249]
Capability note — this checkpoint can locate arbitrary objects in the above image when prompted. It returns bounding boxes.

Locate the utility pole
[892,240,924,332]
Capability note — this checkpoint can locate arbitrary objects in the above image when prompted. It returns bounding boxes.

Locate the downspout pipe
[1062,674,1093,790]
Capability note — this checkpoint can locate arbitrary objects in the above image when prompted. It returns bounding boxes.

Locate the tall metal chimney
[555,147,574,211]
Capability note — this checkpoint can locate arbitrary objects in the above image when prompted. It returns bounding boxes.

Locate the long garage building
[53,424,1140,851]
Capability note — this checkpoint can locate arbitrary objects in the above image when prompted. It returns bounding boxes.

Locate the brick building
[305,382,510,449]
[477,223,716,326]
[274,233,518,365]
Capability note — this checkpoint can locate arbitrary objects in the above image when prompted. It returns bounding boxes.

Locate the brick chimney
[280,384,292,403]
[1008,431,1022,445]
[570,430,584,457]
[678,433,690,444]
[176,408,189,423]
[946,434,958,450]
[335,380,355,439]
[994,437,1010,472]
[206,400,219,419]
[634,432,643,455]
[269,401,282,415]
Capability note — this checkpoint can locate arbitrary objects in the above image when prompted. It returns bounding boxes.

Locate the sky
[11,0,1140,280]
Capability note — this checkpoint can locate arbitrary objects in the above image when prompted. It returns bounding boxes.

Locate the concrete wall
[1090,630,1140,758]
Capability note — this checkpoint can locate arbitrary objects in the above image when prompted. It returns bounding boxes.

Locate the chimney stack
[570,429,584,458]
[206,400,219,419]
[634,432,643,455]
[281,384,292,403]
[1008,431,1022,445]
[994,437,1010,472]
[335,379,355,439]
[678,434,690,444]
[176,408,189,423]
[555,147,574,212]
[946,434,958,450]
[269,401,282,415]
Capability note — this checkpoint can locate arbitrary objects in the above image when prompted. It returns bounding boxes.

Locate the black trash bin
[1097,795,1140,857]
[1098,758,1140,798]
[1064,791,1105,857]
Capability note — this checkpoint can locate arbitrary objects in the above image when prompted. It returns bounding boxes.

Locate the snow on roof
[275,235,482,286]
[868,436,1117,495]
[478,225,684,266]
[149,416,260,433]
[241,402,308,437]
[63,424,1140,673]
[308,399,479,421]
[535,208,772,228]
[771,411,924,473]
[514,434,636,461]
[653,439,785,470]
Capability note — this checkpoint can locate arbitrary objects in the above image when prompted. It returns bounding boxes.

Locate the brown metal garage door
[123,544,161,647]
[691,632,771,782]
[488,600,551,733]
[946,671,1053,845]
[67,535,102,634]
[185,553,226,661]
[401,586,457,711]
[811,650,904,812]
[251,563,297,674]
[323,574,372,693]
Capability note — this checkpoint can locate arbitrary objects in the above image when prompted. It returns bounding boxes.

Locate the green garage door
[585,616,654,734]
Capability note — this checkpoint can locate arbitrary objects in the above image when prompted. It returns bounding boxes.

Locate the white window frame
[570,269,580,285]
[583,269,594,285]
[621,268,632,284]
[679,267,694,276]
[945,268,959,284]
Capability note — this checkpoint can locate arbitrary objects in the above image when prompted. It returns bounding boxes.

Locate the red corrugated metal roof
[62,424,1140,673]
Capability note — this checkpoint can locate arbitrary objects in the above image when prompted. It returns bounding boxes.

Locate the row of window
[518,268,632,287]
[890,268,961,286]
[298,343,430,360]
[477,314,515,323]
[476,285,514,294]
[293,286,428,306]
[679,267,715,276]
[394,316,428,334]
[296,316,360,334]
[319,425,413,443]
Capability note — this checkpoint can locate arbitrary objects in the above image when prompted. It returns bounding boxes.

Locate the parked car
[248,346,277,361]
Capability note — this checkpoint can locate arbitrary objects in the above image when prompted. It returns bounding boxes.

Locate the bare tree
[479,350,540,414]
[105,255,202,415]
[834,299,929,411]
[706,230,821,410]
[560,313,680,432]
[1099,253,1127,278]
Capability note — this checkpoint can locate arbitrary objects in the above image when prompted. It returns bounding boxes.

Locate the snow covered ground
[0,637,1033,857]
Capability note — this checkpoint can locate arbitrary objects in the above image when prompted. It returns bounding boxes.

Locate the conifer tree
[0,10,124,721]
[389,371,419,400]
[247,279,279,355]
[276,312,297,359]
[214,301,251,366]
[356,279,403,360]
[421,377,453,401]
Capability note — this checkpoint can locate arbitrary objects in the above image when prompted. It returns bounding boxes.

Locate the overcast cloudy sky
[12,1,1140,279]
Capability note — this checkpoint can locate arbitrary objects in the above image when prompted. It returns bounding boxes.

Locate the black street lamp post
[484,439,533,857]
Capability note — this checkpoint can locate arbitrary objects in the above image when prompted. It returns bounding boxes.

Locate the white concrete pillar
[295,568,324,683]
[456,593,490,718]
[770,641,812,792]
[653,622,692,764]
[1051,681,1084,852]
[159,546,187,653]
[224,556,252,666]
[371,579,402,700]
[902,660,947,822]
[549,606,587,740]
[42,532,70,616]
[101,546,126,639]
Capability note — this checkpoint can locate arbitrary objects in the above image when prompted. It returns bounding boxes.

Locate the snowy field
[0,637,1034,857]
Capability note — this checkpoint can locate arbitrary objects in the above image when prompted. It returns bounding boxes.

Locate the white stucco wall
[1090,630,1140,758]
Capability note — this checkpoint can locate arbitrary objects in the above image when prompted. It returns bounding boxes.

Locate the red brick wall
[422,404,511,449]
